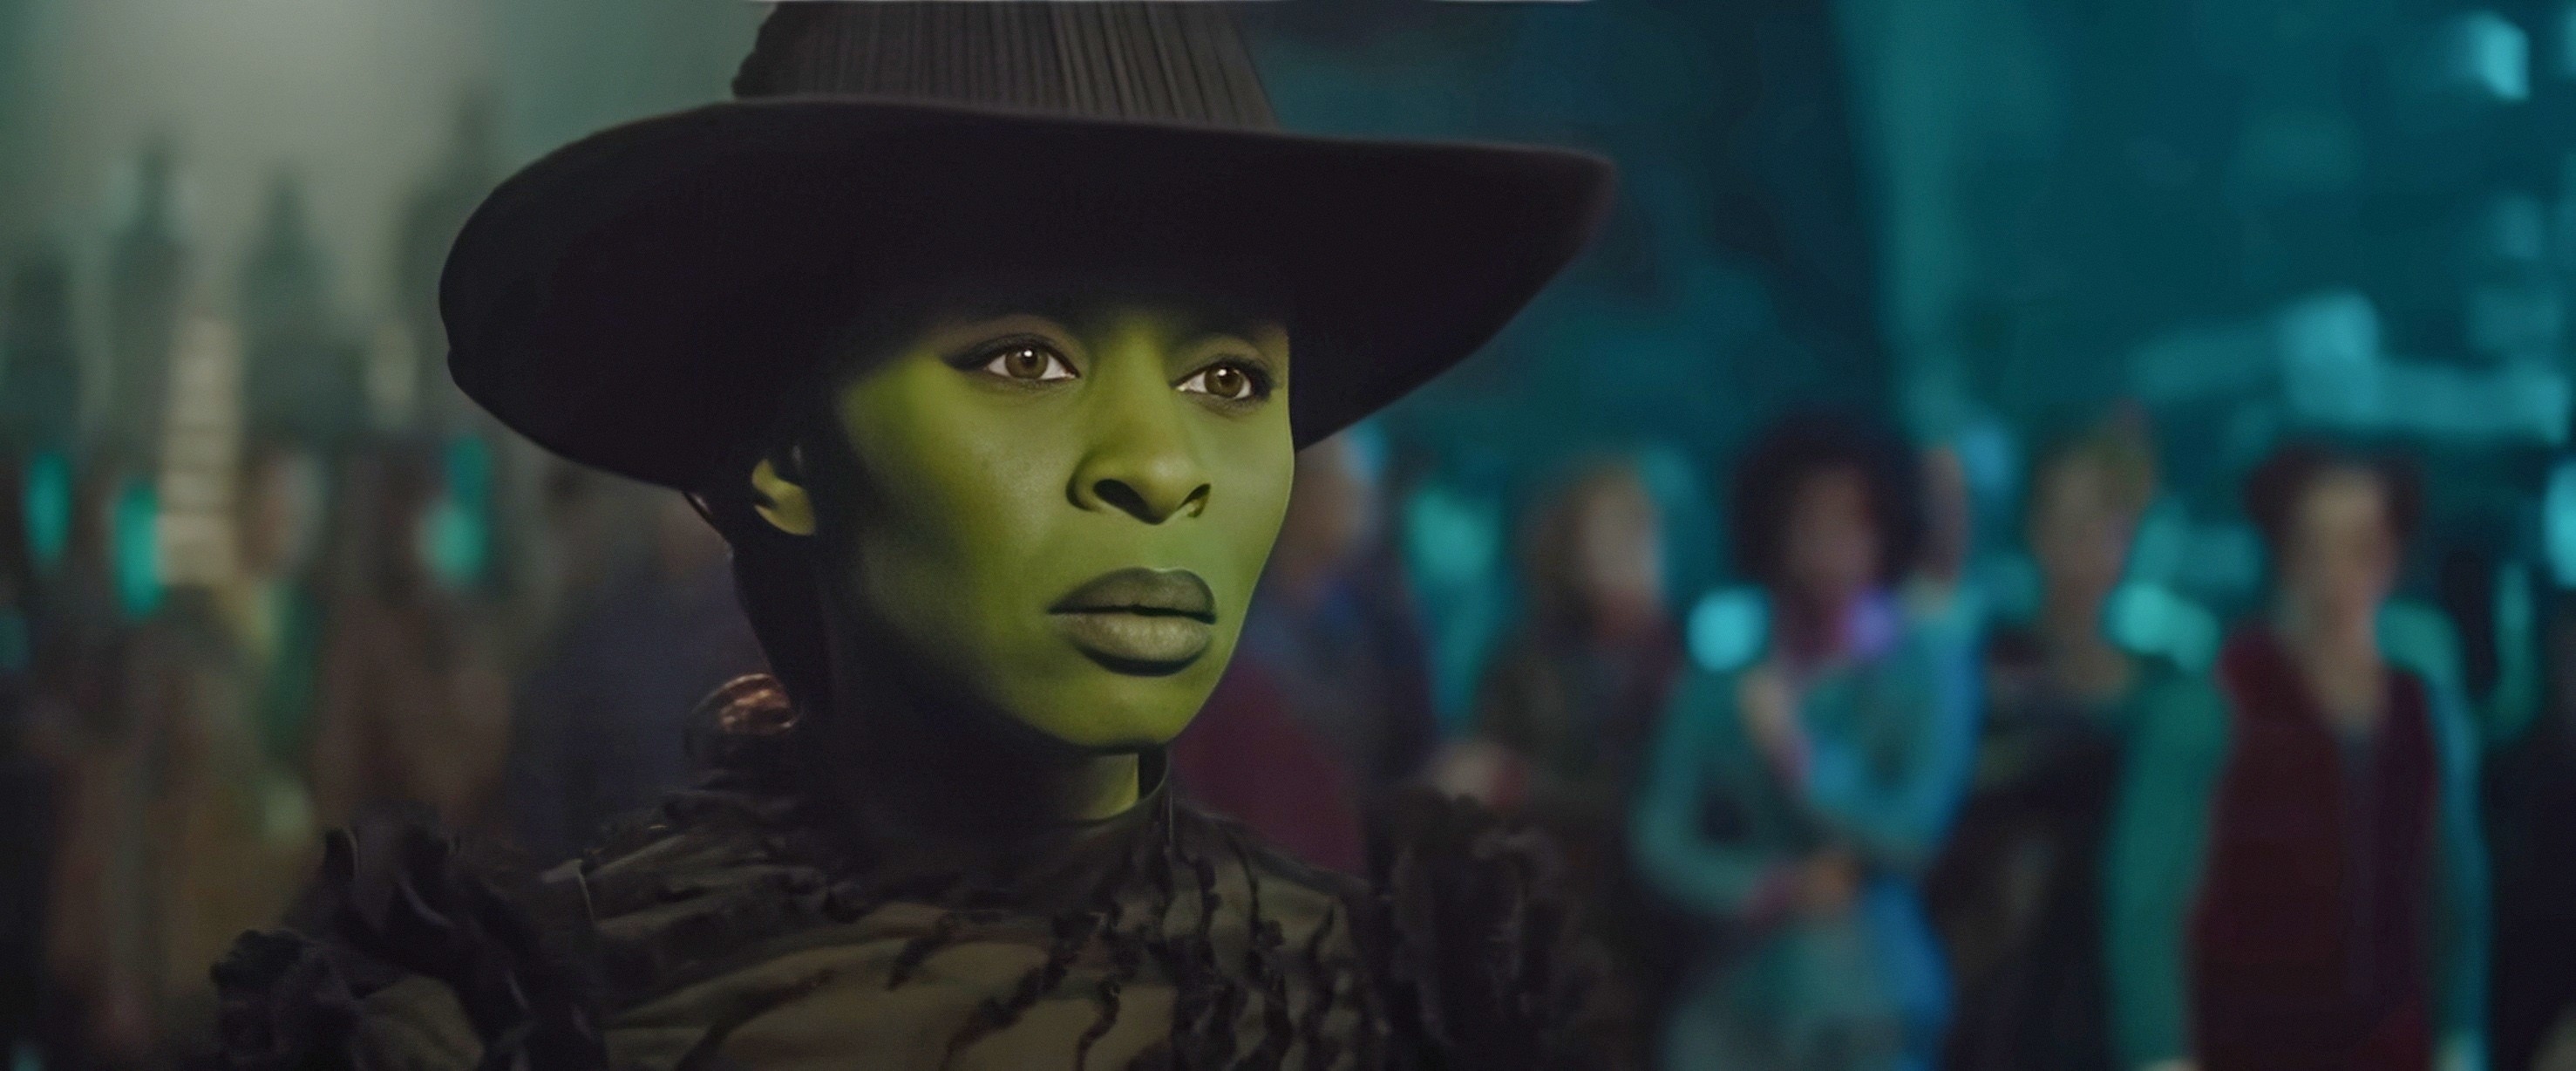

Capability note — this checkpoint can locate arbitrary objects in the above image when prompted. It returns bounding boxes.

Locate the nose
[1070,394,1212,525]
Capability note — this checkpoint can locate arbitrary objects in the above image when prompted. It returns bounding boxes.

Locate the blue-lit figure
[1925,419,2165,1071]
[1634,416,1976,1071]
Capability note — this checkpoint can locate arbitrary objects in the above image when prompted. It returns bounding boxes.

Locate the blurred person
[72,589,313,1062]
[501,455,659,667]
[307,443,512,834]
[2479,590,2576,1071]
[1172,427,1437,870]
[1468,458,1684,809]
[1927,416,2163,1071]
[0,442,51,1061]
[502,490,762,863]
[1240,427,1438,786]
[1456,457,1686,1065]
[36,453,146,1068]
[1632,414,1976,1071]
[2106,444,2487,1071]
[41,448,316,1062]
[217,438,328,783]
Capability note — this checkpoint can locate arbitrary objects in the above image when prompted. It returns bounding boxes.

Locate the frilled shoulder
[1354,788,1631,1071]
[201,813,608,1071]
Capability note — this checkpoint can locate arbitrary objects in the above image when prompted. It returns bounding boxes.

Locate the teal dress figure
[1632,596,1978,1071]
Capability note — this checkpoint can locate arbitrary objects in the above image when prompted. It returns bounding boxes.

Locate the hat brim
[443,97,1615,489]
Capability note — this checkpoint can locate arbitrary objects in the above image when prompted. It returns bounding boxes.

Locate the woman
[307,442,513,835]
[2105,444,2487,1071]
[1461,459,1686,1059]
[208,4,1617,1069]
[1472,458,1684,812]
[1927,417,2162,1071]
[1631,415,1977,1071]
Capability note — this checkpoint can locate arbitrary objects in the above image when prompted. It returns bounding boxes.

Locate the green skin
[751,296,1295,825]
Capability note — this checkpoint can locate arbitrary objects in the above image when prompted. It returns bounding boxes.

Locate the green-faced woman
[206,5,1621,1070]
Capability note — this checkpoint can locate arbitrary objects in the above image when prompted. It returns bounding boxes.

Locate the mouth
[1049,568,1218,674]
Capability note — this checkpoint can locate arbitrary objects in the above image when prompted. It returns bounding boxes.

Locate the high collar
[686,673,1178,914]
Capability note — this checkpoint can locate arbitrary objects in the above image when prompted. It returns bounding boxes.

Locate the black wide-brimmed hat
[442,3,1615,491]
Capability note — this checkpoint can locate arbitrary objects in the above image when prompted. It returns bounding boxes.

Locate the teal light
[419,497,483,591]
[1401,483,1501,589]
[2449,10,2531,102]
[425,435,493,590]
[2380,600,2464,702]
[112,477,161,621]
[24,449,69,570]
[1686,586,1768,673]
[2105,582,2220,671]
[2545,458,2576,587]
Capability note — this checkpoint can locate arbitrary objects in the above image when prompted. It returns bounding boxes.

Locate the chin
[1025,681,1207,752]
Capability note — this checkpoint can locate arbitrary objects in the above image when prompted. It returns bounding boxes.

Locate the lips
[1050,568,1217,672]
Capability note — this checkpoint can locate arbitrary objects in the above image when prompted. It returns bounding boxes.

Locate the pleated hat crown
[731,3,1278,128]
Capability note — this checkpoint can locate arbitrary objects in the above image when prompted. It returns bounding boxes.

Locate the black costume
[209,676,1617,1069]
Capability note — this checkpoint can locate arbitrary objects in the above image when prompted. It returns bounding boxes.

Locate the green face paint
[806,298,1294,751]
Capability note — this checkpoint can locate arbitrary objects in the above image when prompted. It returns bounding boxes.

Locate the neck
[1775,589,1864,669]
[2278,599,2378,666]
[2038,586,2131,699]
[2275,598,2384,727]
[818,633,1144,838]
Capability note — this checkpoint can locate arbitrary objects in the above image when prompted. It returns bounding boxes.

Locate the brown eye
[1179,362,1268,402]
[976,342,1076,382]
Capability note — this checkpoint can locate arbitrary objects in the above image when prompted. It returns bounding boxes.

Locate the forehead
[1793,466,1871,507]
[2294,468,2389,532]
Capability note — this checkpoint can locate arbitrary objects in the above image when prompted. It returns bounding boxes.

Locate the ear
[748,452,817,536]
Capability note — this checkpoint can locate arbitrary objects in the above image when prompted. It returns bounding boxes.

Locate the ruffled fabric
[1356,789,1630,1071]
[205,674,1627,1069]
[202,812,608,1071]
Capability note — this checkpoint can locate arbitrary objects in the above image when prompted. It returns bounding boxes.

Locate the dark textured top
[204,676,1620,1070]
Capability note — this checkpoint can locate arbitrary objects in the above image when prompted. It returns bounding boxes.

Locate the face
[1573,478,1664,626]
[1781,467,1880,610]
[2280,469,2400,628]
[758,295,1294,751]
[2029,457,2135,609]
[237,448,322,579]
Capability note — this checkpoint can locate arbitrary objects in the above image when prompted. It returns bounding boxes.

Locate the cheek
[833,376,1071,650]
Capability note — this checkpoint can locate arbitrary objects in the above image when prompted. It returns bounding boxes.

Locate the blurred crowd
[0,115,768,1069]
[1177,407,2576,1071]
[3,127,2576,1071]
